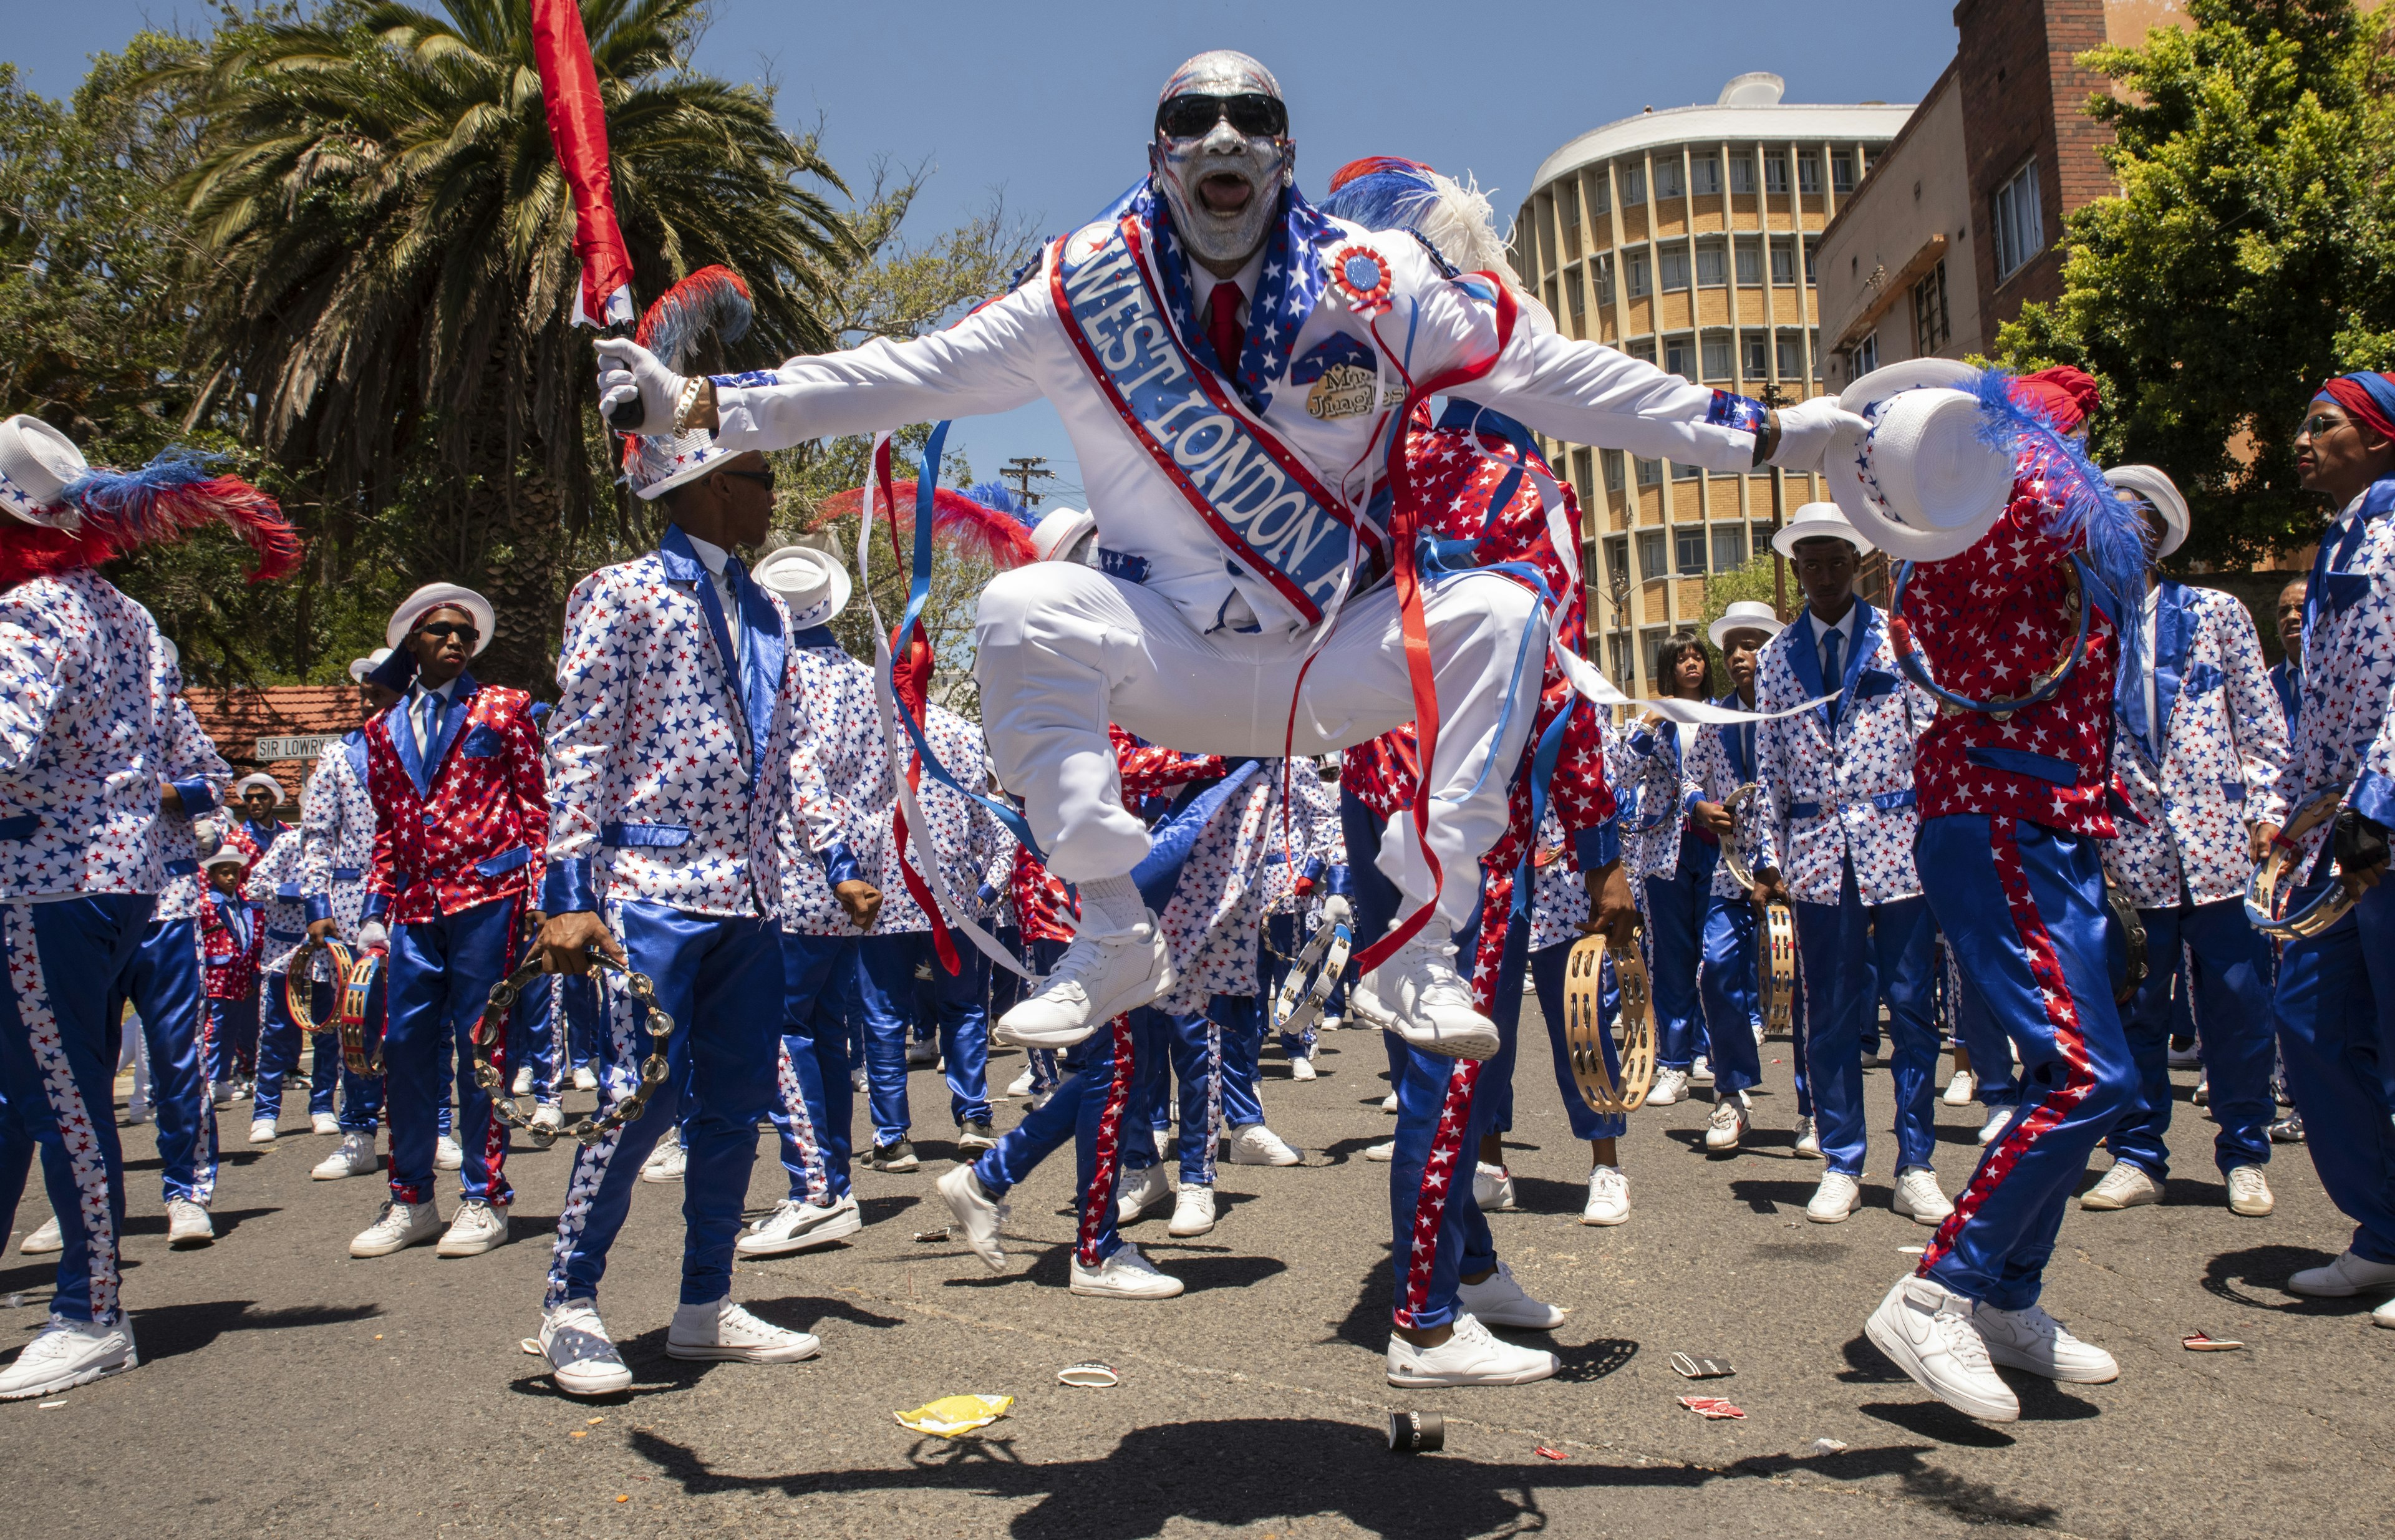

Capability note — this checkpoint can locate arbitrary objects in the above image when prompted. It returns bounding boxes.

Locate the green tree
[1991,0,2395,569]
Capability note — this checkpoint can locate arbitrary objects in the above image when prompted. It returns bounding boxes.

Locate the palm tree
[160,0,859,686]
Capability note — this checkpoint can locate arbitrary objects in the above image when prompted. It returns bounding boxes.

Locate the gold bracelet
[670,375,705,433]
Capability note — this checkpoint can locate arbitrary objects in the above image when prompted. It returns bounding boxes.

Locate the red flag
[530,0,635,329]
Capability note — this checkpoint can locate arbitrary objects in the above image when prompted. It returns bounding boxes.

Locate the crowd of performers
[5,51,2395,1430]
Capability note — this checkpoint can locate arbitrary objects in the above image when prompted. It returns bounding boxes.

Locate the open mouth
[1198,172,1253,215]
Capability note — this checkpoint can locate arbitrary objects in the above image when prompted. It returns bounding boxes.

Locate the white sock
[1078,874,1147,931]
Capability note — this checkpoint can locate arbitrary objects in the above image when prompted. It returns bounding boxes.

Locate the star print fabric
[2265,477,2395,846]
[364,682,548,925]
[299,735,377,939]
[874,704,1003,935]
[152,689,232,924]
[777,639,886,936]
[243,830,312,974]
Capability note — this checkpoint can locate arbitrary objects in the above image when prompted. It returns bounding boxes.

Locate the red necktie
[1207,282,1244,379]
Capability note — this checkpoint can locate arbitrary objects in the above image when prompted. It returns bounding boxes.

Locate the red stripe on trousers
[1395,1057,1482,1329]
[1075,1012,1135,1268]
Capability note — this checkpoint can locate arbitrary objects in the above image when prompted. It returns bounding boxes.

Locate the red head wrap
[2317,374,2395,442]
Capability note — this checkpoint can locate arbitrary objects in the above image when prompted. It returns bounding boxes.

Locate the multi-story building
[1512,73,1912,694]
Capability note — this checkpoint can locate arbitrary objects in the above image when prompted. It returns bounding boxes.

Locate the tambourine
[337,949,387,1077]
[284,936,355,1037]
[1719,783,1761,891]
[2245,786,2354,940]
[475,942,673,1149]
[2104,879,2147,1004]
[1561,928,1654,1113]
[1270,921,1351,1038]
[1761,901,1796,1035]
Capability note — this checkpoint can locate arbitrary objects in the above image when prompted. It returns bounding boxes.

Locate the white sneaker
[1381,1090,1400,1113]
[1865,1274,2018,1422]
[530,1103,566,1141]
[1069,1241,1184,1299]
[1152,1128,1170,1159]
[21,1215,63,1254]
[1807,1170,1860,1223]
[936,1164,1010,1272]
[434,1135,464,1171]
[512,1064,534,1097]
[1973,1300,2117,1383]
[1364,1139,1396,1163]
[1581,1165,1630,1226]
[1893,1167,1954,1226]
[905,1039,940,1068]
[2192,1075,2210,1107]
[2167,1040,2202,1068]
[2286,1249,2395,1297]
[1226,1123,1300,1166]
[248,1118,277,1145]
[1115,1163,1169,1224]
[667,1298,820,1363]
[1385,1312,1557,1387]
[2376,1296,2395,1330]
[995,913,1172,1048]
[1793,1116,1822,1159]
[435,1199,508,1257]
[1690,1055,1714,1087]
[1977,1105,2018,1146]
[1357,932,1499,1060]
[2227,1164,2274,1217]
[2081,1160,2162,1211]
[1289,1054,1317,1082]
[350,1199,442,1258]
[850,1066,868,1093]
[573,1066,598,1092]
[312,1131,379,1180]
[1473,1162,1519,1211]
[737,1194,863,1257]
[1456,1260,1565,1329]
[641,1133,685,1184]
[165,1198,213,1248]
[1168,1183,1217,1237]
[0,1317,137,1400]
[541,1298,630,1396]
[1703,1095,1749,1151]
[1943,1068,1976,1107]
[311,1111,341,1136]
[1647,1068,1690,1107]
[1005,1067,1035,1098]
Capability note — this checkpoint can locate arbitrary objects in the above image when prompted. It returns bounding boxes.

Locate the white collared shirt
[1807,603,1859,681]
[1188,243,1270,334]
[405,675,463,762]
[683,531,743,674]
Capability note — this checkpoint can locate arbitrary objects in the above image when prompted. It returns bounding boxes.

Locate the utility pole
[1001,456,1056,510]
[1763,383,1790,621]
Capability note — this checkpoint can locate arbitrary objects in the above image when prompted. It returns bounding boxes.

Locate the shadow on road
[133,1297,384,1363]
[2201,1243,2374,1313]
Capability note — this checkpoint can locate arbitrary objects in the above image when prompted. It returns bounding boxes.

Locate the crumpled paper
[894,1394,1014,1438]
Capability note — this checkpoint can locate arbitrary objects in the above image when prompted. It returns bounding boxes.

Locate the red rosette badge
[1328,245,1394,317]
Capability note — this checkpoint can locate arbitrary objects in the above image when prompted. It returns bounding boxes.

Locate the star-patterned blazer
[200,887,261,1001]
[1682,703,1768,900]
[243,829,313,974]
[1258,764,1347,914]
[872,704,1001,936]
[2103,580,2286,909]
[1009,841,1076,946]
[152,684,231,924]
[362,672,547,925]
[2270,658,2302,733]
[1753,599,1933,907]
[777,630,886,937]
[299,731,377,940]
[543,526,797,920]
[1620,715,1710,881]
[1526,808,1592,954]
[2260,476,2395,850]
[0,568,173,899]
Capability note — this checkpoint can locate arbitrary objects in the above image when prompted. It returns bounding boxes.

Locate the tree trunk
[481,467,571,695]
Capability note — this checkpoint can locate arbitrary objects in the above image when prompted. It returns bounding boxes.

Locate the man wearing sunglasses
[596,49,1863,1068]
[347,584,549,1265]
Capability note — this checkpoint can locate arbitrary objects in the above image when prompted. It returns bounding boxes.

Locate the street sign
[254,734,341,763]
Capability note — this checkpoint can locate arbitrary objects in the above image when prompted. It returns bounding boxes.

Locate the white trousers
[974,563,1547,931]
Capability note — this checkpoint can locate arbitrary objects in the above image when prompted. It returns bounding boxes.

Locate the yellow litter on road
[894,1394,1014,1438]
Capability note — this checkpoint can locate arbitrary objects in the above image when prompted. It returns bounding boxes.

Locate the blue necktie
[416,690,444,762]
[1820,626,1843,697]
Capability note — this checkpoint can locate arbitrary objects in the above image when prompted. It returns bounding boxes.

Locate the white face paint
[1148,49,1292,268]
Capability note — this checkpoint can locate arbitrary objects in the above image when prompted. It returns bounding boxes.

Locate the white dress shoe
[1364,1139,1396,1163]
[1115,1163,1169,1224]
[1581,1165,1630,1226]
[248,1118,278,1145]
[0,1317,137,1400]
[641,1133,685,1184]
[512,1064,535,1097]
[311,1131,379,1180]
[667,1299,820,1363]
[1703,1094,1749,1151]
[1943,1068,1976,1107]
[1357,932,1499,1060]
[995,913,1171,1049]
[1893,1167,1954,1226]
[1689,1055,1714,1087]
[1793,1116,1822,1158]
[936,1164,1009,1272]
[2081,1160,2162,1211]
[1865,1274,2018,1422]
[351,1199,442,1258]
[1807,1170,1860,1223]
[1977,1105,2018,1146]
[1069,1242,1184,1299]
[1973,1300,2117,1382]
[1472,1162,1518,1211]
[573,1066,598,1092]
[2286,1249,2395,1297]
[165,1198,214,1248]
[1456,1260,1565,1329]
[541,1299,631,1397]
[1168,1183,1217,1237]
[1226,1123,1300,1166]
[435,1199,508,1257]
[1385,1312,1557,1387]
[1289,1054,1317,1082]
[1645,1067,1690,1107]
[21,1214,63,1254]
[311,1111,341,1136]
[2226,1164,2273,1217]
[1381,1090,1400,1113]
[434,1135,465,1172]
[738,1195,863,1257]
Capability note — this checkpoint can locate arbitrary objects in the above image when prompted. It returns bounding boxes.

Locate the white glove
[594,337,687,435]
[355,919,388,951]
[1318,893,1354,930]
[1766,394,1871,475]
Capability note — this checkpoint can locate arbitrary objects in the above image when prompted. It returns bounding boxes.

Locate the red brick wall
[182,685,368,801]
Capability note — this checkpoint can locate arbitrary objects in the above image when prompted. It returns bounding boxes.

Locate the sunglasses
[418,621,479,643]
[1155,92,1287,141]
[2300,412,2354,438]
[718,467,777,493]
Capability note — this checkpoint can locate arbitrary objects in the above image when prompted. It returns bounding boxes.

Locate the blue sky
[11,2,1957,505]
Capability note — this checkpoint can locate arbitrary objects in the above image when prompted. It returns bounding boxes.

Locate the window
[1545,279,1561,317]
[1636,455,1662,487]
[1729,153,1756,195]
[1621,163,1646,205]
[1741,329,1770,380]
[1797,153,1822,195]
[1559,182,1582,262]
[1603,449,1626,491]
[1570,447,1595,506]
[1701,333,1733,380]
[1641,627,1670,684]
[1769,237,1796,285]
[1776,329,1807,381]
[1590,171,1610,215]
[1636,529,1667,576]
[1735,237,1762,286]
[1673,457,1700,482]
[1764,154,1789,195]
[1691,153,1720,195]
[1604,534,1629,586]
[1655,158,1683,199]
[1625,249,1651,298]
[1593,252,1615,306]
[1695,239,1727,287]
[1675,527,1707,573]
[1608,634,1633,686]
[1831,152,1856,193]
[1752,520,1778,554]
[1664,335,1695,379]
[1712,523,1748,572]
[1914,258,1951,355]
[1660,248,1691,291]
[1991,158,2044,281]
[1566,265,1586,320]
[1804,236,1819,284]
[1853,332,1880,375]
[1627,338,1657,365]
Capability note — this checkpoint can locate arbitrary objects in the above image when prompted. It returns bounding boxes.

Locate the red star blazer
[361,672,549,925]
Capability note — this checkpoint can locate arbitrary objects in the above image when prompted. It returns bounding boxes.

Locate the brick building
[181,685,365,804]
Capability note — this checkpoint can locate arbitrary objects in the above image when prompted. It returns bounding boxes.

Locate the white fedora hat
[1708,599,1784,652]
[386,583,494,656]
[1827,359,2015,562]
[1771,501,1874,559]
[751,544,853,631]
[0,415,87,530]
[1032,506,1098,564]
[2104,465,2186,559]
[232,772,285,803]
[201,846,249,873]
[348,646,392,684]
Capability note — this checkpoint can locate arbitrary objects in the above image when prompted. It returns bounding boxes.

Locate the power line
[1001,455,1057,509]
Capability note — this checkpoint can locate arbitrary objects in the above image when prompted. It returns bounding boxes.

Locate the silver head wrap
[1148,50,1293,268]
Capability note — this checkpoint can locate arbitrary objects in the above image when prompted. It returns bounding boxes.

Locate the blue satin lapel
[733,564,784,790]
[1838,602,1879,724]
[343,729,369,785]
[2151,582,2191,753]
[1786,626,1827,737]
[389,702,428,798]
[662,526,748,762]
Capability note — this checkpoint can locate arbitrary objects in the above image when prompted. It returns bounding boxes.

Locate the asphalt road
[2,1014,2383,1540]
